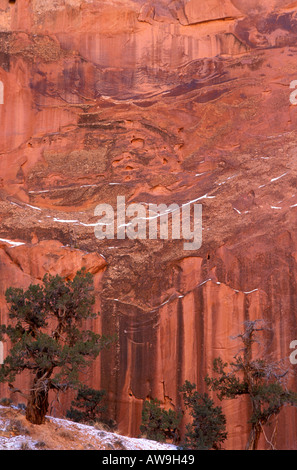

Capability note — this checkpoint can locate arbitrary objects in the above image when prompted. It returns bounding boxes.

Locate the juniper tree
[0,269,112,425]
[179,381,227,450]
[140,398,182,443]
[205,320,297,450]
[66,385,107,425]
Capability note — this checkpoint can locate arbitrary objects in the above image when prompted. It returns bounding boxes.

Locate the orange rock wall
[1,0,297,449]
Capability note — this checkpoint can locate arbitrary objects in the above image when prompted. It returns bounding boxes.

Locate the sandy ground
[0,405,177,451]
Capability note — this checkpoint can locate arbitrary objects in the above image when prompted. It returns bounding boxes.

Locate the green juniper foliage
[140,398,182,443]
[179,381,227,450]
[0,269,113,425]
[205,320,297,450]
[66,385,107,424]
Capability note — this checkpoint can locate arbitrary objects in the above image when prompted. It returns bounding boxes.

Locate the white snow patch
[0,239,25,247]
[24,204,42,211]
[0,434,37,450]
[28,189,50,194]
[79,222,100,227]
[198,278,212,287]
[270,173,288,183]
[48,416,177,451]
[184,194,216,207]
[0,407,177,451]
[243,289,259,295]
[53,218,79,224]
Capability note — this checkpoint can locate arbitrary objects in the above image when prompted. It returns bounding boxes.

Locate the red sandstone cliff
[1,0,297,449]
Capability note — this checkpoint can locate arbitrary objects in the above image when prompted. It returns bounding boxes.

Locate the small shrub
[66,386,107,425]
[180,381,227,450]
[106,443,115,450]
[6,419,30,436]
[0,397,12,407]
[35,441,47,449]
[113,438,126,450]
[17,403,26,412]
[93,418,117,432]
[58,430,75,441]
[140,398,182,443]
[19,441,31,450]
[93,421,107,431]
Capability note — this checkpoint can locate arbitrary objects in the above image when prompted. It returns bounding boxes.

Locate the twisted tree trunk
[25,371,51,425]
[246,423,261,450]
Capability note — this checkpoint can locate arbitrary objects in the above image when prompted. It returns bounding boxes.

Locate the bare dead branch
[8,383,30,400]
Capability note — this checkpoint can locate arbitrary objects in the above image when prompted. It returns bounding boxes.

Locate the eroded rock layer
[1,0,297,449]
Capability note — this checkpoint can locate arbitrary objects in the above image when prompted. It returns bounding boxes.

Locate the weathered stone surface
[1,0,297,449]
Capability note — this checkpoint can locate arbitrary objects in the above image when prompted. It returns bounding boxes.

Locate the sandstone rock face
[1,0,297,449]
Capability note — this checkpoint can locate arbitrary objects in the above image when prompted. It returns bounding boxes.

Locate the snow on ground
[0,405,177,451]
[0,433,38,450]
[0,238,26,247]
[47,416,177,451]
